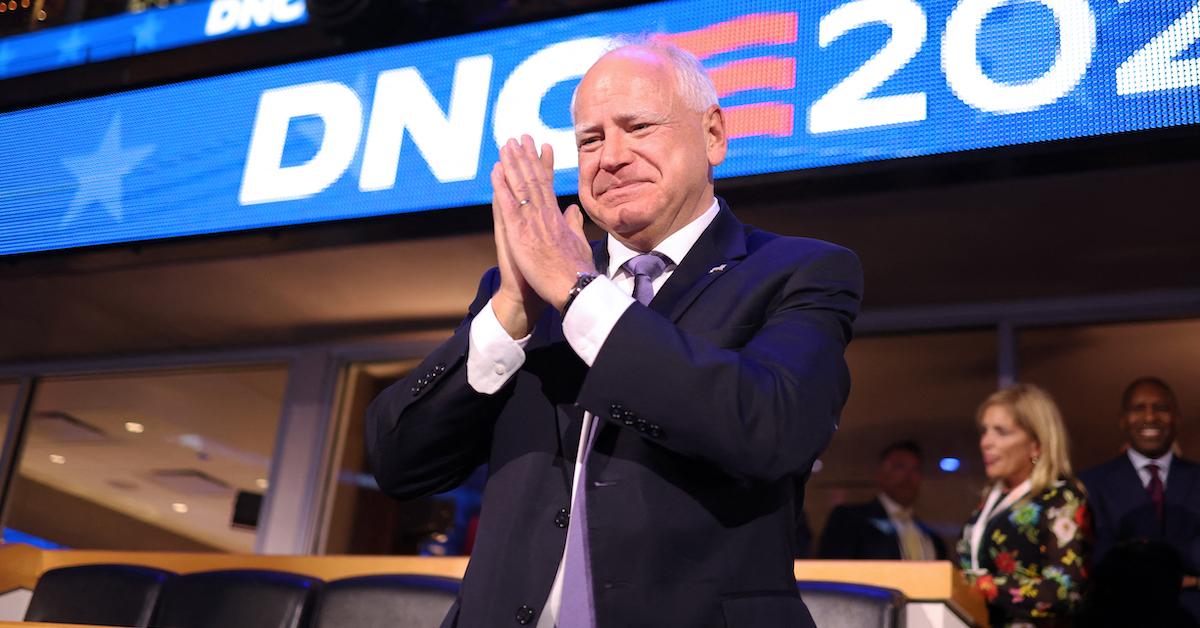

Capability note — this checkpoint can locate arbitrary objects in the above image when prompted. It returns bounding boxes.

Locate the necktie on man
[895,509,926,561]
[624,252,670,305]
[558,252,670,628]
[1146,462,1165,527]
[558,419,599,628]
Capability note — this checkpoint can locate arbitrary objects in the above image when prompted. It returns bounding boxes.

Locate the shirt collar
[605,199,721,277]
[1127,447,1173,472]
[877,493,911,518]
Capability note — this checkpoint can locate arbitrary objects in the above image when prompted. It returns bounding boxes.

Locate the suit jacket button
[622,411,636,426]
[410,385,422,396]
[515,605,536,625]
[433,363,447,373]
[649,425,664,438]
[554,508,570,528]
[635,418,649,432]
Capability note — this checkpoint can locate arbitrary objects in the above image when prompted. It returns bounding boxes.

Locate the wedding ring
[518,199,531,206]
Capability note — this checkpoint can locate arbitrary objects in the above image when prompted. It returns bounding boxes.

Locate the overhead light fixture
[49,454,65,464]
[255,478,269,490]
[939,457,962,473]
[124,421,145,434]
[171,502,189,514]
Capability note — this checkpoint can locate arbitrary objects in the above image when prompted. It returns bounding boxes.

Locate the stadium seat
[25,563,174,627]
[310,574,460,628]
[150,569,321,628]
[797,580,906,628]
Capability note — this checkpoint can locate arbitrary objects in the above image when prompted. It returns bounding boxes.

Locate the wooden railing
[0,544,987,626]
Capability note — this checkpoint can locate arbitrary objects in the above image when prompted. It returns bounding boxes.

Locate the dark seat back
[797,580,906,628]
[25,563,174,627]
[310,574,459,628]
[150,569,322,628]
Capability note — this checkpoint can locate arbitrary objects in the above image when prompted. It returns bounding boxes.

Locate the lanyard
[969,479,1032,573]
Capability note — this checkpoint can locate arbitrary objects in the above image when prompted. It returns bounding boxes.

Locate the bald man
[367,42,862,628]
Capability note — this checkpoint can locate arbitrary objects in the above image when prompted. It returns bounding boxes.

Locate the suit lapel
[592,237,610,278]
[1113,456,1153,514]
[868,497,904,559]
[567,201,745,455]
[650,199,748,322]
[1166,457,1197,538]
[1166,457,1195,502]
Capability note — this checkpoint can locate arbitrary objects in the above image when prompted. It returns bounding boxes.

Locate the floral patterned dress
[956,479,1091,627]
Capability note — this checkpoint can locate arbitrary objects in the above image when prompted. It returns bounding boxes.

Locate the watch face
[575,273,598,289]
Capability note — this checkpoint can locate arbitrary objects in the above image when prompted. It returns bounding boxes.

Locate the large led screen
[1,0,1198,256]
[0,0,307,80]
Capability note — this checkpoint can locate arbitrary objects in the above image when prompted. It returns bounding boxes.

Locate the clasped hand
[489,135,595,338]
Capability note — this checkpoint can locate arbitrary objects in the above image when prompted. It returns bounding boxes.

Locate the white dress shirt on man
[1127,447,1173,489]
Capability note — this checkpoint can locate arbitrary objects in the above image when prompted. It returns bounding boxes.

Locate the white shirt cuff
[467,298,530,394]
[562,276,635,367]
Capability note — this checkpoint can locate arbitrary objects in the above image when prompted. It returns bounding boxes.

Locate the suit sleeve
[816,505,858,559]
[365,268,507,501]
[1079,469,1115,566]
[576,243,862,483]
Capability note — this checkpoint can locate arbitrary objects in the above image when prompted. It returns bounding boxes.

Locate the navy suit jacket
[816,497,948,561]
[366,201,863,628]
[1080,454,1200,620]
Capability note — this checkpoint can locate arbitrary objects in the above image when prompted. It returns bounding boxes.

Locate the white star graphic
[133,14,163,52]
[60,114,156,226]
[57,28,88,65]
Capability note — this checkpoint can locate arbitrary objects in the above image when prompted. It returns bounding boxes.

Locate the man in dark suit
[817,440,947,560]
[366,41,862,628]
[1080,377,1200,622]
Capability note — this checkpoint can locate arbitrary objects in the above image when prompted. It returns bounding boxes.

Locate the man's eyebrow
[574,122,601,135]
[575,110,669,135]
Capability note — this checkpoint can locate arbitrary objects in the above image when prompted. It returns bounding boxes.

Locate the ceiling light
[48,454,65,464]
[255,478,269,490]
[171,502,189,514]
[124,421,145,434]
[939,457,962,473]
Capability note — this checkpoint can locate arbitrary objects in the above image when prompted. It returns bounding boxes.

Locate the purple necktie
[558,419,600,628]
[623,252,670,306]
[558,252,670,628]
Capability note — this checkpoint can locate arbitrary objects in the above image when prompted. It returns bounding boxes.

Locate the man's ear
[704,105,728,167]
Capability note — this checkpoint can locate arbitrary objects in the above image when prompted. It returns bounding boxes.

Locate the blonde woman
[957,384,1090,627]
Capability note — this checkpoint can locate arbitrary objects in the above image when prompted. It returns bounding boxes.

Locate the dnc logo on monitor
[0,0,1198,256]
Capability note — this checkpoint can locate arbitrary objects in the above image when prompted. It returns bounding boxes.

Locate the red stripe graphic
[655,12,798,60]
[708,56,795,97]
[724,103,794,138]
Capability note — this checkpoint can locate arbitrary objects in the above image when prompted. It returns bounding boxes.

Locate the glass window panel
[1018,318,1200,471]
[807,330,998,556]
[324,360,479,556]
[5,365,287,551]
[0,380,18,442]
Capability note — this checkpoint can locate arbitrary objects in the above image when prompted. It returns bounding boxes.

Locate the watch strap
[562,272,599,315]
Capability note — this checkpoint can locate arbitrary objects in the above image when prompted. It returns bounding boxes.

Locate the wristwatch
[562,272,599,314]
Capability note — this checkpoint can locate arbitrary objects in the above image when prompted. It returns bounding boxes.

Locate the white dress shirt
[1127,448,1173,490]
[464,199,721,627]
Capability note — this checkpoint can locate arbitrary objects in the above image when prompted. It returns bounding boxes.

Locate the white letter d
[239,81,363,205]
